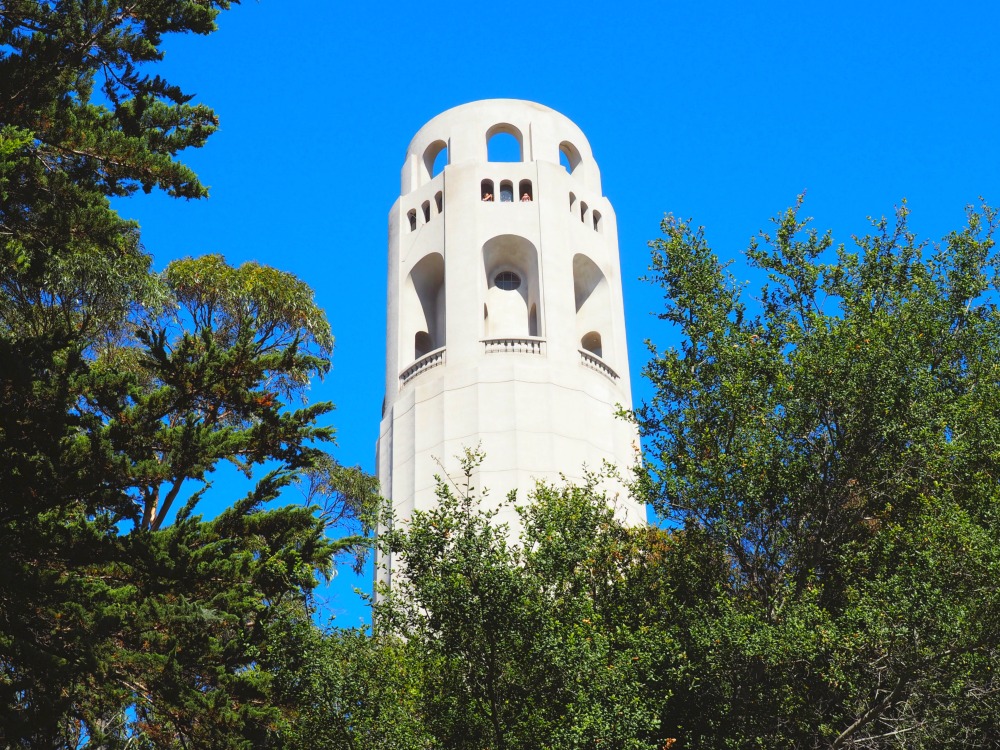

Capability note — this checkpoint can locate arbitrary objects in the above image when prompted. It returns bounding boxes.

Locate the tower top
[400,99,602,196]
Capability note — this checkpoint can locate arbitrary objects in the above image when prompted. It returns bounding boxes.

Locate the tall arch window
[422,140,448,183]
[435,191,443,213]
[580,201,589,223]
[593,210,602,232]
[415,331,434,358]
[407,209,417,232]
[402,252,446,365]
[422,200,431,223]
[482,235,541,338]
[481,179,495,202]
[431,148,448,177]
[499,180,514,202]
[581,331,602,357]
[518,179,533,202]
[559,141,582,173]
[573,253,612,362]
[487,124,524,162]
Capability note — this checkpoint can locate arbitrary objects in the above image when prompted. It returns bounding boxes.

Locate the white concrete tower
[377,100,645,557]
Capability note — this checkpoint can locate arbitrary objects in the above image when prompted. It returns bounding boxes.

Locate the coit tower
[377,100,645,574]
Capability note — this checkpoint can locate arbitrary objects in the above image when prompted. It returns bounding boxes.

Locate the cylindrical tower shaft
[378,100,644,576]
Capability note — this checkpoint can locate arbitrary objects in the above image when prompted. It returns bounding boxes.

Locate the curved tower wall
[378,100,645,557]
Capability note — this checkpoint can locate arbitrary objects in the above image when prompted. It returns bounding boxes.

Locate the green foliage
[0,0,233,342]
[0,3,379,747]
[637,198,1000,748]
[263,617,434,750]
[6,5,996,746]
[375,453,664,750]
[351,200,1000,749]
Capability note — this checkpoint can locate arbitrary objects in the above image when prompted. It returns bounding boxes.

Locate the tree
[375,453,664,750]
[636,199,1000,748]
[0,3,376,746]
[262,616,435,750]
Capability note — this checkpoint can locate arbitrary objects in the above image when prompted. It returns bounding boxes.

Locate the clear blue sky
[116,0,1000,625]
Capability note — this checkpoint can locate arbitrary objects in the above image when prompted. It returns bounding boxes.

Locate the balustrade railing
[579,349,619,381]
[482,337,546,355]
[403,343,621,382]
[400,347,446,385]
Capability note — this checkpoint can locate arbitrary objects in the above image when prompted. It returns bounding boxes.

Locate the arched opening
[422,140,448,183]
[487,124,523,162]
[407,209,417,232]
[499,180,514,202]
[435,191,443,213]
[573,253,612,360]
[593,210,602,232]
[581,331,602,357]
[481,179,495,201]
[414,331,434,358]
[569,192,576,212]
[431,148,448,177]
[518,179,533,202]
[559,141,582,173]
[422,200,431,223]
[580,201,589,223]
[482,235,541,338]
[402,252,446,365]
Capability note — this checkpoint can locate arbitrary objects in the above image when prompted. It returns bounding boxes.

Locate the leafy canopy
[635,198,1000,748]
[256,200,1000,750]
[0,2,379,747]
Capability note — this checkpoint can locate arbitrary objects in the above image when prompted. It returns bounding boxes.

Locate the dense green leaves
[4,2,998,745]
[0,0,233,344]
[339,201,1000,749]
[374,455,664,750]
[636,199,1000,748]
[0,3,376,747]
[263,616,434,750]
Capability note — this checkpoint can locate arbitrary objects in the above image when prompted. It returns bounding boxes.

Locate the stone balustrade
[482,337,547,355]
[579,348,619,381]
[400,347,446,385]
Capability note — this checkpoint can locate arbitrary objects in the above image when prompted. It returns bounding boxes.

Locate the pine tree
[0,3,376,746]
